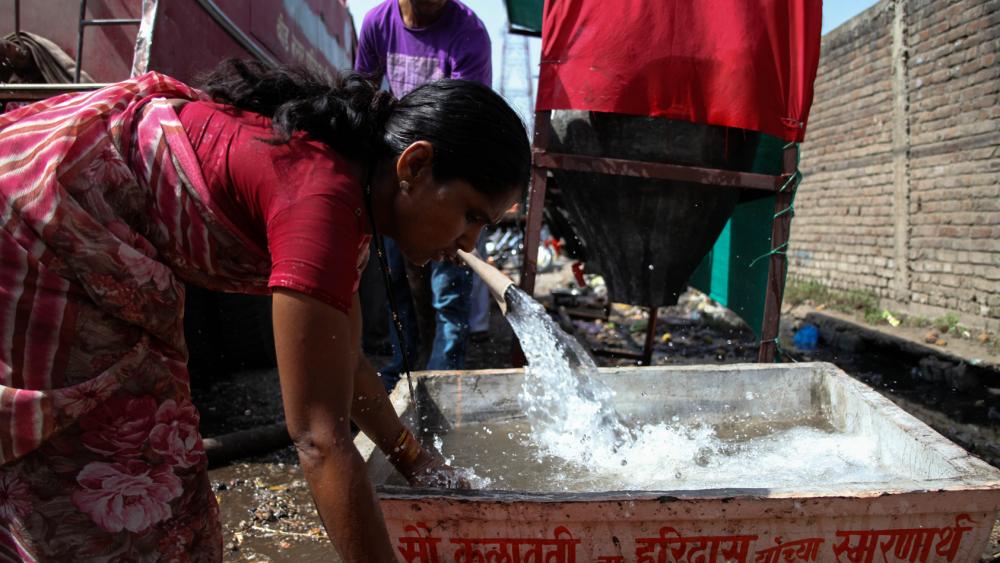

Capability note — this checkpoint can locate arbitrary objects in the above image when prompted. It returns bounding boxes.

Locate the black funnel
[546,111,762,307]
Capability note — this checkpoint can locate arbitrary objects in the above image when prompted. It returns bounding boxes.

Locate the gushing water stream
[503,287,636,464]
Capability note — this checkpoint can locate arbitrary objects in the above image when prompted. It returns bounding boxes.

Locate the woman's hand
[404,448,471,489]
[385,427,471,489]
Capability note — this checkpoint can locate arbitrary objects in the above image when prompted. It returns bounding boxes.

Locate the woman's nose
[456,224,484,253]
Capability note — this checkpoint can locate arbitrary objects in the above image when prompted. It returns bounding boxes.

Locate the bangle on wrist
[385,427,422,470]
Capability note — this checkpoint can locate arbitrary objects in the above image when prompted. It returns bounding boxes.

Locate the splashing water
[504,286,723,478]
[494,286,902,490]
[431,434,493,489]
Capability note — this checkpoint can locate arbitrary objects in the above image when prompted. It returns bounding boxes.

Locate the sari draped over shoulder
[0,72,272,561]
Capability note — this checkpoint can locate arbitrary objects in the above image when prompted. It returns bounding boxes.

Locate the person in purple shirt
[356,0,491,95]
[356,0,492,389]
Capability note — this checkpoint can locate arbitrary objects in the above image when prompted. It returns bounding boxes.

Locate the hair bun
[369,90,397,133]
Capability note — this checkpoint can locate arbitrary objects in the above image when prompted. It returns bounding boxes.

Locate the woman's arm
[346,294,454,484]
[271,288,397,562]
[346,292,406,454]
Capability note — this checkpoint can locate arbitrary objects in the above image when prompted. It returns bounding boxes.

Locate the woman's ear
[395,140,435,186]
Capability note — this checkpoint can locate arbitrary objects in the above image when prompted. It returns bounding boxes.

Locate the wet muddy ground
[192,265,1000,562]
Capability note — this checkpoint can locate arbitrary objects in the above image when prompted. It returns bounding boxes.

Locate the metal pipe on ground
[203,423,290,468]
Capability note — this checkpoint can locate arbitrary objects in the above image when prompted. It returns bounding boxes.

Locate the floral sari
[0,73,273,561]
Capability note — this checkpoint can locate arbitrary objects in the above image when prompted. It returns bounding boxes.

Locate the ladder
[73,0,141,82]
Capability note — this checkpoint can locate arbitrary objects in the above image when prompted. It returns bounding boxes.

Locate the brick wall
[791,0,1000,331]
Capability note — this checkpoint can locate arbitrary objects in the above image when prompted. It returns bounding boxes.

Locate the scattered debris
[881,310,901,327]
[793,324,819,351]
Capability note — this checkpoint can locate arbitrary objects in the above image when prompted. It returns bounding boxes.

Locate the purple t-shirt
[354,0,492,96]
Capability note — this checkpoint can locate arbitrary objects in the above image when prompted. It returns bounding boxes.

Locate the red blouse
[179,101,371,313]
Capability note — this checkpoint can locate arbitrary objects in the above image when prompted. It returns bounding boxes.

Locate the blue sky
[823,0,880,34]
[346,0,881,125]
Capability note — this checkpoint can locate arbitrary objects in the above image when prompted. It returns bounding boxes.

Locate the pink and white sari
[0,73,274,561]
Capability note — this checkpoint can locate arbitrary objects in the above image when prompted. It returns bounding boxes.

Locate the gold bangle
[386,427,422,468]
[392,427,410,450]
[400,431,422,467]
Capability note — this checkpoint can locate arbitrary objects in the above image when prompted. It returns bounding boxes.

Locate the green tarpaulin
[688,134,787,338]
[504,0,543,33]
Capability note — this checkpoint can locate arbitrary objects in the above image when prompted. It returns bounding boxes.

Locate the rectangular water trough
[354,362,1000,563]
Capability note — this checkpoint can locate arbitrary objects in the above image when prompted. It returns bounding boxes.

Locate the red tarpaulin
[536,1,823,142]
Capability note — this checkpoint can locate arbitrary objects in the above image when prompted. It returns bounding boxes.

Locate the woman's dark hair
[201,59,530,197]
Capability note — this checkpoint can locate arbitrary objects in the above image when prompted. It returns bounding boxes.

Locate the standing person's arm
[272,289,398,562]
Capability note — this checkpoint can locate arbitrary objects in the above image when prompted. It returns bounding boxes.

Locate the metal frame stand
[517,110,800,366]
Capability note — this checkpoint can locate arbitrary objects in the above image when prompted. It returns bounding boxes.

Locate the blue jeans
[426,259,472,370]
[379,239,472,391]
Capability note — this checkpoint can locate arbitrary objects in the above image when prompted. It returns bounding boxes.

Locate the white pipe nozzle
[456,249,514,315]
